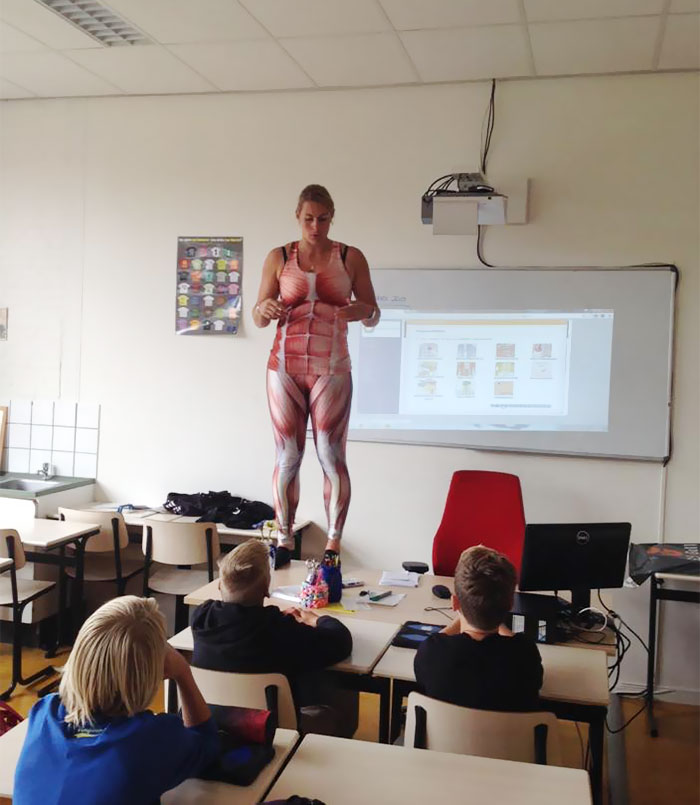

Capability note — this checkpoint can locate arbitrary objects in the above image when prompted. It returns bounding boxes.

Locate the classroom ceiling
[0,0,697,100]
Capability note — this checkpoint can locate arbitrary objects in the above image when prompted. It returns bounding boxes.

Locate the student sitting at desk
[415,546,543,711]
[191,540,357,737]
[14,596,218,805]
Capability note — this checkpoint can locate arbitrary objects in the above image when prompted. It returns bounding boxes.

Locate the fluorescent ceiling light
[35,0,150,46]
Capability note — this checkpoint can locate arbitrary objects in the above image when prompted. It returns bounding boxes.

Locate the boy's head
[453,545,517,631]
[59,595,166,726]
[218,540,270,605]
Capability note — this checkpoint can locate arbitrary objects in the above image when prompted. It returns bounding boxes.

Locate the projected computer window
[401,314,571,416]
[350,310,613,433]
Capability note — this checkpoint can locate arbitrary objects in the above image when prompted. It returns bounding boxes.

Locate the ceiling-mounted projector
[421,172,507,235]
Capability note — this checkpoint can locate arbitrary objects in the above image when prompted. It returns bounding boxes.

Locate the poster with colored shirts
[176,236,242,335]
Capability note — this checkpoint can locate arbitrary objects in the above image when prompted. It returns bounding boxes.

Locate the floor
[2,645,699,805]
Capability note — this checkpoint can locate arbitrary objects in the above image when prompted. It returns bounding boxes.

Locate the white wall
[0,72,698,696]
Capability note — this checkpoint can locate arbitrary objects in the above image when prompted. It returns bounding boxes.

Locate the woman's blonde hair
[219,540,270,604]
[59,596,166,726]
[295,184,335,218]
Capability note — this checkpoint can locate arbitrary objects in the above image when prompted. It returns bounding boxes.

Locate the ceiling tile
[400,25,532,82]
[380,0,521,30]
[530,17,660,75]
[525,0,665,21]
[659,14,700,69]
[239,0,389,37]
[0,20,46,52]
[103,0,267,44]
[282,32,415,87]
[0,0,100,49]
[670,0,700,11]
[66,45,216,94]
[168,40,314,91]
[0,76,35,98]
[0,51,122,97]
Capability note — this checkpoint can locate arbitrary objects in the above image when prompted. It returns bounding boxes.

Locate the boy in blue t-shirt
[14,596,218,805]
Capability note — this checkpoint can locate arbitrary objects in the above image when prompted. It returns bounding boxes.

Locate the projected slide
[348,310,613,432]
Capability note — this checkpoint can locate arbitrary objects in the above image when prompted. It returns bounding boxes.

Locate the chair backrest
[432,470,526,577]
[0,530,26,571]
[58,508,129,553]
[184,666,298,730]
[404,692,562,766]
[142,520,220,567]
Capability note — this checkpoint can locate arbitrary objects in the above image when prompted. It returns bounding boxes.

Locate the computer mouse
[432,584,452,600]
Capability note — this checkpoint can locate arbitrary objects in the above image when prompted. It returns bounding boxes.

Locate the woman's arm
[253,247,285,328]
[337,246,380,326]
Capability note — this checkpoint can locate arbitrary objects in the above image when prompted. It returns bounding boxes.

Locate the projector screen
[347,267,675,461]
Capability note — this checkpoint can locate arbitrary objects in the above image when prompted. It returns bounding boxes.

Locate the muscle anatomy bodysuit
[267,241,353,547]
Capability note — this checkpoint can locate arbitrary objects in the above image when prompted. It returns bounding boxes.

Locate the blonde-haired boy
[192,540,357,736]
[414,546,543,711]
[14,596,218,804]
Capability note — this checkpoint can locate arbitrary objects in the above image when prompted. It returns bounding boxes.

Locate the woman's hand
[256,298,286,321]
[336,301,375,322]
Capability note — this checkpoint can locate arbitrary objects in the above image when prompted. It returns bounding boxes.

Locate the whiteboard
[347,266,676,462]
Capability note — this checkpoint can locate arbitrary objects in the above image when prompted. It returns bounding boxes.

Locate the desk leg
[71,538,86,641]
[588,708,606,805]
[390,680,418,745]
[646,574,659,738]
[46,544,67,658]
[377,679,390,744]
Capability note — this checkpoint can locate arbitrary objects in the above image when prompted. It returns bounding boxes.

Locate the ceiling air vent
[35,0,150,46]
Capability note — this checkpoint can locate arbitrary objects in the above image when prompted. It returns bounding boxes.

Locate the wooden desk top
[0,718,298,804]
[267,733,592,805]
[162,728,299,805]
[10,519,100,549]
[0,557,13,572]
[185,561,457,627]
[169,616,398,676]
[655,572,700,584]
[372,641,609,707]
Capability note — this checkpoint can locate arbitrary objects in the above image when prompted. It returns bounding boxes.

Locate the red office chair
[432,471,526,578]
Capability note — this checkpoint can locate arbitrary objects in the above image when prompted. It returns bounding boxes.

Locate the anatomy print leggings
[266,370,352,546]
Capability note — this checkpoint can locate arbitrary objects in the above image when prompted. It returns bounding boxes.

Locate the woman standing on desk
[254,184,380,567]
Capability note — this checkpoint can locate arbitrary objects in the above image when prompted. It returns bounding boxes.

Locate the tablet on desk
[391,621,443,649]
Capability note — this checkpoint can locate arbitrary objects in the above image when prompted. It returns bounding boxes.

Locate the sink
[0,479,62,492]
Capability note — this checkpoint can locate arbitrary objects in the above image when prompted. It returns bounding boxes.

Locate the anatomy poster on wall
[176,236,242,335]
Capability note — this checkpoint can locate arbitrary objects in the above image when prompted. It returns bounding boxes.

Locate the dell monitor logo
[576,530,591,545]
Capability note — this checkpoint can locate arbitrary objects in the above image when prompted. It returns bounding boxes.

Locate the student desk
[373,642,608,804]
[0,557,12,572]
[0,717,299,805]
[266,733,592,805]
[168,617,399,741]
[9,518,101,649]
[646,571,700,736]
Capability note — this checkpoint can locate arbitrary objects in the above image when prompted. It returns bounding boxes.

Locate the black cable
[597,590,649,654]
[480,79,496,175]
[476,225,494,268]
[606,698,649,734]
[574,722,585,769]
[423,606,454,620]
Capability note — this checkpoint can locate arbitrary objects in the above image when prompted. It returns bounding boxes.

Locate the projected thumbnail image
[531,362,553,380]
[418,361,438,377]
[494,381,514,396]
[456,361,476,377]
[456,380,475,398]
[416,379,437,396]
[496,343,515,358]
[495,361,515,378]
[532,343,552,359]
[457,343,477,359]
[419,342,439,359]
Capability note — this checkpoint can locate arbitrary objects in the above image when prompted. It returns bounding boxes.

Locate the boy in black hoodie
[191,540,357,737]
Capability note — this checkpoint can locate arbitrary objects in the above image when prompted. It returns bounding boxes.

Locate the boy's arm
[278,611,353,672]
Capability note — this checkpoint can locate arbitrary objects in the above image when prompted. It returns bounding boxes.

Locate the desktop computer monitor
[518,522,631,613]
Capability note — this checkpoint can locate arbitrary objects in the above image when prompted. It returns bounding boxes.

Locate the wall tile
[75,428,98,454]
[76,403,100,429]
[8,423,30,449]
[9,400,31,424]
[30,424,53,450]
[54,401,77,427]
[52,426,76,452]
[51,451,75,476]
[31,400,54,425]
[7,448,30,472]
[29,449,52,474]
[73,452,97,478]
